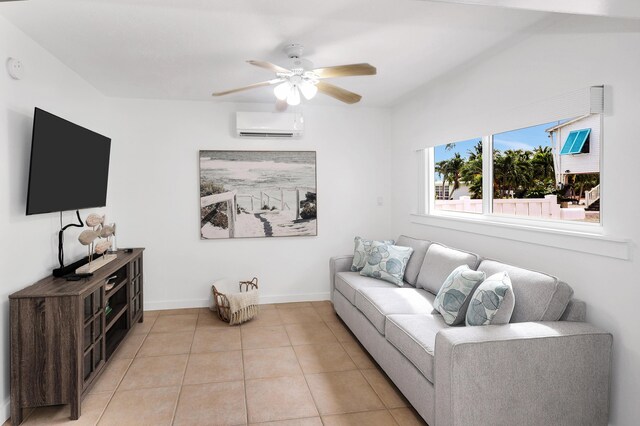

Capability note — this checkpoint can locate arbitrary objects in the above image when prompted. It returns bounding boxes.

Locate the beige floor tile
[183,351,243,385]
[312,302,337,319]
[155,308,202,316]
[340,340,376,369]
[310,300,332,308]
[389,408,428,426]
[143,310,160,318]
[258,303,278,310]
[278,307,323,325]
[241,325,291,350]
[243,347,302,379]
[137,331,194,357]
[111,333,146,360]
[22,392,111,426]
[89,358,133,393]
[98,386,179,426]
[322,410,398,426]
[119,354,188,390]
[275,302,313,309]
[361,369,408,408]
[241,309,283,328]
[196,310,231,328]
[305,370,385,415]
[173,381,246,426]
[249,418,323,426]
[130,316,156,335]
[245,376,318,423]
[191,328,241,353]
[150,314,197,333]
[293,343,357,374]
[285,323,337,346]
[325,321,356,343]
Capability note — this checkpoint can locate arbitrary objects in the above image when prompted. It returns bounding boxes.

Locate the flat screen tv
[26,108,111,215]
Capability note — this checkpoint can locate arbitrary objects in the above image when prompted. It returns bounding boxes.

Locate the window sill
[409,212,630,260]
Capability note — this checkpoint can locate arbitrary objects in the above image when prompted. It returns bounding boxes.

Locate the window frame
[423,116,604,235]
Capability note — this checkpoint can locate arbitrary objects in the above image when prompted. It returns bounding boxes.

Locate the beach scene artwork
[200,150,317,239]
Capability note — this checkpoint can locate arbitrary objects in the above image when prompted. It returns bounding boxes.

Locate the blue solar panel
[561,129,591,155]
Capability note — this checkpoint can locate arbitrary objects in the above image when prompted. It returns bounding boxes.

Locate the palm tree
[493,149,532,198]
[461,141,483,199]
[435,153,466,200]
[531,146,555,182]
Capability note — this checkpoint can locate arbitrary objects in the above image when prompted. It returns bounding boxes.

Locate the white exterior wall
[554,113,601,178]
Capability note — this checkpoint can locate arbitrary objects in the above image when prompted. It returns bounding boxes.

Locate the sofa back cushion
[396,235,431,286]
[477,259,573,323]
[416,243,482,294]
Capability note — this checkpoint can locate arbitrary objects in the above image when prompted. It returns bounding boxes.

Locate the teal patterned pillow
[466,272,515,326]
[359,241,413,286]
[351,236,395,272]
[433,265,485,325]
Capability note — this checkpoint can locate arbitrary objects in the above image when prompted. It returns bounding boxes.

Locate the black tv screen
[26,108,111,215]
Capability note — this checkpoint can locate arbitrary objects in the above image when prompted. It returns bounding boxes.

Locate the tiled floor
[7,302,427,426]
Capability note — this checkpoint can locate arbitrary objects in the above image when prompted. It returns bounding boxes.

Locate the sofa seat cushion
[354,287,436,334]
[477,260,573,323]
[385,314,447,383]
[335,272,403,305]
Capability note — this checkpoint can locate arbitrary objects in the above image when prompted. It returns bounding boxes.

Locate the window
[426,113,601,226]
[432,138,483,214]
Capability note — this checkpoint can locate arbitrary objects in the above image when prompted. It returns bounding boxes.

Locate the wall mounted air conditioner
[236,112,304,138]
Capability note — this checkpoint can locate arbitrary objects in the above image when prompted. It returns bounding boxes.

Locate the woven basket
[212,277,259,323]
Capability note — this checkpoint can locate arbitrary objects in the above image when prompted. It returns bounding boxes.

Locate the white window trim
[415,110,630,260]
[409,212,629,260]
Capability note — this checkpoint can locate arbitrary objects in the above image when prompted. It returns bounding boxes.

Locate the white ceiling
[0,0,553,106]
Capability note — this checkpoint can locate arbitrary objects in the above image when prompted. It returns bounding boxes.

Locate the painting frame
[199,150,318,240]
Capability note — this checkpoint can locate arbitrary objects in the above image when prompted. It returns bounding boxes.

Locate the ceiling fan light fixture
[287,86,301,106]
[299,80,318,100]
[274,81,291,101]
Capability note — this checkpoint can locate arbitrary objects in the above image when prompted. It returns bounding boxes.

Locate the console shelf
[9,248,144,425]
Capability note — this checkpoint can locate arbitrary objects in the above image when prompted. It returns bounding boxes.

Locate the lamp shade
[287,86,301,106]
[274,82,291,101]
[299,81,318,100]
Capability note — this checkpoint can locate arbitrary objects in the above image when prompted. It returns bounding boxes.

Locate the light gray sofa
[330,235,612,426]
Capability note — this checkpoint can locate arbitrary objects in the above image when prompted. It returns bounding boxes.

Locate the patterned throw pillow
[466,272,515,326]
[433,265,486,326]
[351,236,395,272]
[359,241,413,286]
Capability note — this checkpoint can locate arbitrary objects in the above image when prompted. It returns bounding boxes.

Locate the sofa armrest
[329,255,353,302]
[434,321,612,426]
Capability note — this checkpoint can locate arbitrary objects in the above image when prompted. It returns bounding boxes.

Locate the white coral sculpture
[77,214,115,263]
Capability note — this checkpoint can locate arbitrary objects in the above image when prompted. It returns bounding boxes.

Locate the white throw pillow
[433,265,486,326]
[466,272,515,326]
[351,236,395,272]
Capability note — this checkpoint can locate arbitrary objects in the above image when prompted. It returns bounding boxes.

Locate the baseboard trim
[143,292,331,311]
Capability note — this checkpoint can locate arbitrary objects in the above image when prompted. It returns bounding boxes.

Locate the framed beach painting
[199,150,317,239]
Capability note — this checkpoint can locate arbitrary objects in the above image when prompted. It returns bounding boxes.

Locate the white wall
[391,15,640,425]
[106,100,391,309]
[0,16,110,421]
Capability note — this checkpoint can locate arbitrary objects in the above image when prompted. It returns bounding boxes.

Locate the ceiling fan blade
[247,60,290,74]
[212,78,283,96]
[316,81,362,104]
[313,63,376,79]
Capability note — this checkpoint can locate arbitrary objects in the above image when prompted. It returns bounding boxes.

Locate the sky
[434,119,565,163]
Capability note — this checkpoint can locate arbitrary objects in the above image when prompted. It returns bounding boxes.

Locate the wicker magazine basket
[212,277,259,323]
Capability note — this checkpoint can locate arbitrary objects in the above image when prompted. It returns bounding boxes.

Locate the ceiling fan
[212,44,376,106]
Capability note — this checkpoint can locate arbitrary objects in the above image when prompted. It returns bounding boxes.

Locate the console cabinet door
[130,256,143,321]
[82,286,106,389]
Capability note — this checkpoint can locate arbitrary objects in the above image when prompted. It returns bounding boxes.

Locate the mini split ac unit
[236,112,304,138]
